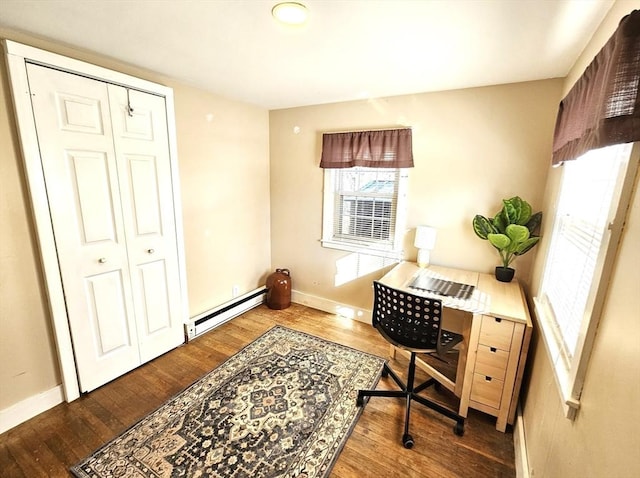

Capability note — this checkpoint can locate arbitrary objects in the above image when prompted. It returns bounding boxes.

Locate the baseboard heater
[185,287,266,340]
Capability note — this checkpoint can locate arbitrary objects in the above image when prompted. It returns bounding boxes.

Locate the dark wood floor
[0,303,516,477]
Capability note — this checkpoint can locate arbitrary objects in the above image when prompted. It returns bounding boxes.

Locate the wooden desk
[378,262,532,432]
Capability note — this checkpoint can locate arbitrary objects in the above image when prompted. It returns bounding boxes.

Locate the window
[535,143,638,418]
[322,167,408,258]
[319,128,413,259]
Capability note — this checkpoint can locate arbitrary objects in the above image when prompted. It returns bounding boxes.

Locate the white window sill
[320,239,403,260]
[533,297,580,420]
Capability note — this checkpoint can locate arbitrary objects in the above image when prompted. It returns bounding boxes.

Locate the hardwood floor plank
[0,440,27,478]
[343,429,453,477]
[0,303,516,477]
[4,425,57,477]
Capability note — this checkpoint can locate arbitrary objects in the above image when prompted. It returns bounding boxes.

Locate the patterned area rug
[71,326,385,478]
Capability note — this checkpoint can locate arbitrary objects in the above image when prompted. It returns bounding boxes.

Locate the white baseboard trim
[514,404,530,478]
[291,289,372,324]
[185,287,266,340]
[0,385,64,434]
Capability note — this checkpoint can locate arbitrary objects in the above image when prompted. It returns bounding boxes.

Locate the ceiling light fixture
[272,2,308,25]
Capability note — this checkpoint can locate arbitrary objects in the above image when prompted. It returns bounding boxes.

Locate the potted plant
[472,196,542,282]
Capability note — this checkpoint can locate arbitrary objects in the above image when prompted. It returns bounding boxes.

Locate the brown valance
[319,128,414,168]
[552,9,640,166]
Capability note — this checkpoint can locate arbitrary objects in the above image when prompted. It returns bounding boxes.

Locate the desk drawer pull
[490,347,497,352]
[485,376,492,381]
[495,317,502,323]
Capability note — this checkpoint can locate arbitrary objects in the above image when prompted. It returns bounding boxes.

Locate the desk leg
[459,312,483,418]
[455,316,473,398]
[391,346,457,395]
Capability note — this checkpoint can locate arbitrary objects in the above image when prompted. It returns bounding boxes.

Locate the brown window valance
[319,128,414,169]
[552,9,640,165]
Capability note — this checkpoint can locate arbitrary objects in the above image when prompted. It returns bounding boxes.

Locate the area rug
[71,325,386,478]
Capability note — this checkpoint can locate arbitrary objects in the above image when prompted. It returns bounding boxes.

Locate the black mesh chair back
[358,280,465,448]
[373,280,442,351]
[373,281,462,356]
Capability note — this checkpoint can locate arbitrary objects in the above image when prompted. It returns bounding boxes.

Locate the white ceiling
[0,0,615,110]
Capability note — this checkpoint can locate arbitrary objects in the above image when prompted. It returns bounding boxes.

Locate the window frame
[321,167,409,259]
[534,142,639,419]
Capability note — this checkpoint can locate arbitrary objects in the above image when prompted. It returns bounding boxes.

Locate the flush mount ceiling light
[272,2,308,25]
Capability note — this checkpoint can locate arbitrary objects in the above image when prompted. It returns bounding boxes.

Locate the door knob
[98,257,107,264]
[147,248,155,254]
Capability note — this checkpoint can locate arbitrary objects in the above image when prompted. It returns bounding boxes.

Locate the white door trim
[2,40,189,402]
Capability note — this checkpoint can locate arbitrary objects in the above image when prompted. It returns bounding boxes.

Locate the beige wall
[269,80,561,311]
[3,6,639,475]
[0,30,271,409]
[524,1,640,476]
[174,84,272,314]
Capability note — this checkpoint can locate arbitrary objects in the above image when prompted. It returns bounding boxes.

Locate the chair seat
[376,321,463,358]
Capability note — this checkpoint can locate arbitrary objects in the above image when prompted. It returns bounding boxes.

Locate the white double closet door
[27,64,184,392]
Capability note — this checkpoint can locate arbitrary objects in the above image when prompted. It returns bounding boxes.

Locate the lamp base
[417,249,431,268]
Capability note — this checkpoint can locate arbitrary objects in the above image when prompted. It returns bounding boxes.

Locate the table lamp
[414,225,437,267]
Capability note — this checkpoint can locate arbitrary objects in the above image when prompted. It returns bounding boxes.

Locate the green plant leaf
[488,233,510,250]
[492,211,508,234]
[502,197,519,224]
[526,211,543,234]
[472,215,496,239]
[506,224,530,243]
[503,196,532,225]
[516,199,532,225]
[503,224,530,253]
[515,236,540,255]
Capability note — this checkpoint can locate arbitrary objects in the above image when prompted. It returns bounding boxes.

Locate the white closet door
[107,86,184,362]
[26,64,185,393]
[27,64,141,391]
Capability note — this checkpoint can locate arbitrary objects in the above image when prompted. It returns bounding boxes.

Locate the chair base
[357,353,465,448]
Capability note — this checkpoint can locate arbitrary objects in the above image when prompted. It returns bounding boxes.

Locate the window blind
[541,143,631,358]
[332,167,399,246]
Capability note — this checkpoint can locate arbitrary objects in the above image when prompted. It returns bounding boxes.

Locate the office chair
[357,281,465,448]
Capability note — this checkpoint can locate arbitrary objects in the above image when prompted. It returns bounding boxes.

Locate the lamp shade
[414,226,437,249]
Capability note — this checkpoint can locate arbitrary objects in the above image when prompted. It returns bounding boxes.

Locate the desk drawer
[475,345,509,380]
[470,372,505,410]
[479,315,514,351]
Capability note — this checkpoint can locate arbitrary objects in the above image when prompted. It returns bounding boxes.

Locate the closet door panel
[54,90,104,134]
[128,155,162,235]
[86,270,133,354]
[26,64,141,392]
[137,261,172,334]
[108,86,184,362]
[70,150,118,243]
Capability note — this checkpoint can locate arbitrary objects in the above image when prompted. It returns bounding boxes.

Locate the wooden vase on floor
[266,268,292,309]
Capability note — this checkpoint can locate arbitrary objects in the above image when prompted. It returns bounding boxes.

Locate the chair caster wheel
[402,433,414,449]
[454,422,464,436]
